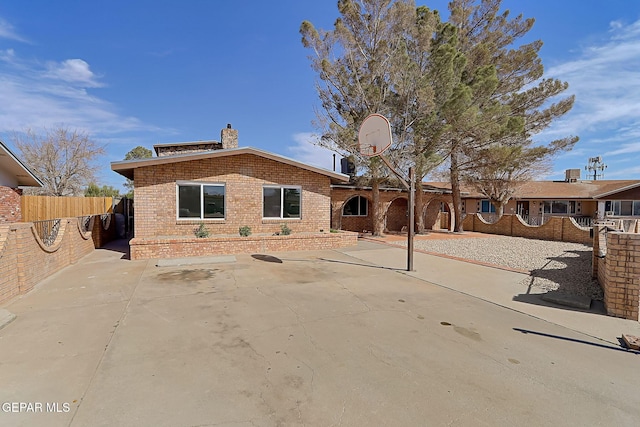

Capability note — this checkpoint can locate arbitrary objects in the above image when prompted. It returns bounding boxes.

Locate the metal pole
[408,167,415,271]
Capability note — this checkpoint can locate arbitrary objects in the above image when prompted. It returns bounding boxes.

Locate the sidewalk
[339,238,640,345]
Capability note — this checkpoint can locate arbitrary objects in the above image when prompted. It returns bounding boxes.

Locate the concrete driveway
[1,239,640,426]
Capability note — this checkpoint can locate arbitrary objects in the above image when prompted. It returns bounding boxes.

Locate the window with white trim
[263,186,301,219]
[605,200,640,216]
[177,182,225,219]
[342,196,368,216]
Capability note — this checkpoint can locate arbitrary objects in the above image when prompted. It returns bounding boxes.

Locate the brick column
[603,232,640,320]
[0,186,22,223]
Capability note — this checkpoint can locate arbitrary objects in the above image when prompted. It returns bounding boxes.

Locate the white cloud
[287,132,342,172]
[544,19,640,138]
[0,17,28,43]
[44,59,104,88]
[0,50,160,136]
[538,18,640,178]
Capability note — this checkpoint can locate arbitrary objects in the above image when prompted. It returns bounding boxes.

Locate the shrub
[239,226,252,237]
[194,223,209,238]
[280,223,291,236]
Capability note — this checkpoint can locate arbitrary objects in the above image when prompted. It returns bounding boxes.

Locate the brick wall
[129,154,358,258]
[0,215,117,306]
[462,214,591,244]
[130,231,358,260]
[385,197,408,232]
[598,232,640,320]
[0,186,22,223]
[330,188,453,233]
[134,154,332,238]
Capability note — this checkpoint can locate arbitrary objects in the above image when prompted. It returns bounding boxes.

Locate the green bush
[239,226,252,237]
[280,223,291,236]
[194,223,209,238]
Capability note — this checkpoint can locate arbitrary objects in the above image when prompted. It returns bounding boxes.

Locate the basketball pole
[408,166,414,271]
[380,155,415,272]
[358,113,413,272]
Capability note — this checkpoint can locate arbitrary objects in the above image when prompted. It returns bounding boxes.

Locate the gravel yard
[399,235,603,301]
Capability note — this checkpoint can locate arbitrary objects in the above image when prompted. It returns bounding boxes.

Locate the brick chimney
[221,124,238,149]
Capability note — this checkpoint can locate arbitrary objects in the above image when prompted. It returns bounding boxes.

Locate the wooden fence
[21,196,113,222]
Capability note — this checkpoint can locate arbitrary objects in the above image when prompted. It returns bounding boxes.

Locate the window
[263,186,301,219]
[480,200,496,213]
[543,200,576,214]
[343,196,368,216]
[605,200,640,216]
[177,183,225,219]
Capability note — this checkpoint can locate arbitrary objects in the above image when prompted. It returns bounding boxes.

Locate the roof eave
[110,147,349,182]
[0,141,44,187]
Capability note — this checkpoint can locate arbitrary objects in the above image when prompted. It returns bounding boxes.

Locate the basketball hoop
[358,114,392,157]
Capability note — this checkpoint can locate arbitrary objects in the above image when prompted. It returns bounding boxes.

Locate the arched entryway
[423,198,455,232]
[339,195,373,233]
[385,197,409,232]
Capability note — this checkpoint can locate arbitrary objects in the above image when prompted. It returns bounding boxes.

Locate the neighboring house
[0,140,43,223]
[111,125,354,260]
[332,168,640,234]
[426,170,640,226]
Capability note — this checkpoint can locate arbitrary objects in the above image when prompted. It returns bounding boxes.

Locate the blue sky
[1,0,640,190]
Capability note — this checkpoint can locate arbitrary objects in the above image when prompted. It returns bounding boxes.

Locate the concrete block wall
[0,186,22,223]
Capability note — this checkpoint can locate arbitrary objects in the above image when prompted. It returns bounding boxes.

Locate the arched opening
[340,195,373,232]
[424,198,453,232]
[385,197,408,232]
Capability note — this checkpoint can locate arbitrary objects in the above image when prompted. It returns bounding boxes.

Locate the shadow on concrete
[99,238,131,260]
[318,258,406,271]
[512,293,606,314]
[251,254,283,263]
[513,328,640,355]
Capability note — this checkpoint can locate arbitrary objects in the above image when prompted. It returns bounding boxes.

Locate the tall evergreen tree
[440,0,577,230]
[301,0,441,235]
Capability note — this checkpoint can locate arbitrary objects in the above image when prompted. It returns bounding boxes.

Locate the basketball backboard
[358,114,392,157]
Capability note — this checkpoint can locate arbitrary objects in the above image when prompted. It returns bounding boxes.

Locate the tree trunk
[494,200,505,218]
[450,146,464,232]
[372,178,384,236]
[415,175,425,234]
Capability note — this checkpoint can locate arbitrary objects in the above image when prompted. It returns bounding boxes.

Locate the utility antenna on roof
[585,156,607,180]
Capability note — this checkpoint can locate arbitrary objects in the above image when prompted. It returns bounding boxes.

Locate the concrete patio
[1,239,639,426]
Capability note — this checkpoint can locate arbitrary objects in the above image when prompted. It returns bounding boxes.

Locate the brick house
[0,140,43,223]
[111,125,355,260]
[332,169,640,234]
[331,182,455,233]
[426,171,640,227]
